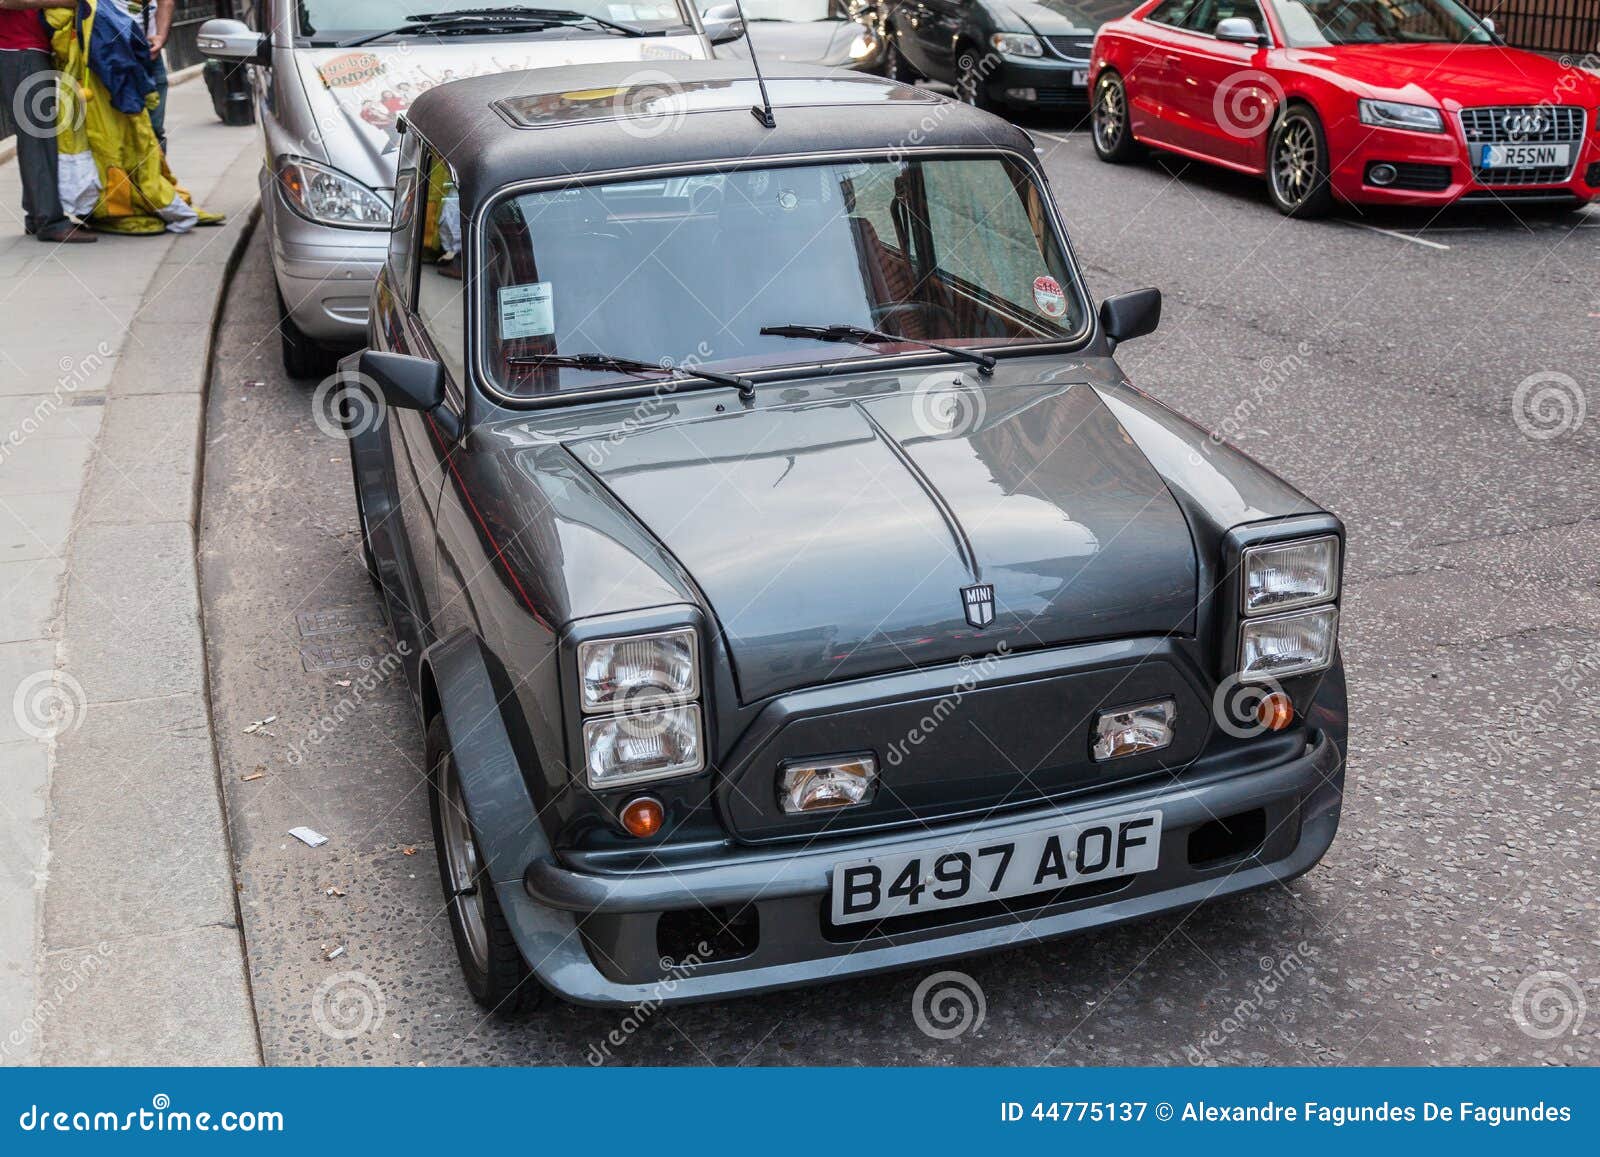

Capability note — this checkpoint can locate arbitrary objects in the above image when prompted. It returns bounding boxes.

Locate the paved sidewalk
[0,77,263,1064]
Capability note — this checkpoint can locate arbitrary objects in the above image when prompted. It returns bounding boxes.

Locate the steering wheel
[869,300,958,336]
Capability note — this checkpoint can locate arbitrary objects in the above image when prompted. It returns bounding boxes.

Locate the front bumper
[504,726,1345,1006]
[983,54,1091,110]
[260,165,385,345]
[1329,120,1600,207]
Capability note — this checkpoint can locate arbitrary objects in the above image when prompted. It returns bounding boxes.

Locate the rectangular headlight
[1092,699,1176,761]
[1239,606,1338,681]
[1358,99,1444,134]
[1242,536,1339,616]
[779,755,877,814]
[578,628,698,712]
[582,704,705,788]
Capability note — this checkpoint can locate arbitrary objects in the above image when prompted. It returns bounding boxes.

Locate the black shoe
[36,222,98,244]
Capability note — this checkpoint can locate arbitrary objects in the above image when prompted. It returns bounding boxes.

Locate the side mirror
[1100,288,1161,348]
[702,3,747,45]
[358,350,454,435]
[1482,16,1495,33]
[1214,16,1267,46]
[196,18,269,65]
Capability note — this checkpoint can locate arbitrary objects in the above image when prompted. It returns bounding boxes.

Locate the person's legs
[0,49,66,235]
[147,52,168,152]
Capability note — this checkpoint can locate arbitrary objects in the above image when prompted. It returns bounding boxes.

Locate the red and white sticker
[1033,275,1067,318]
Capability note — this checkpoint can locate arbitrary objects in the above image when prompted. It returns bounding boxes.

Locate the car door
[1121,0,1203,148]
[908,0,966,81]
[1160,0,1276,168]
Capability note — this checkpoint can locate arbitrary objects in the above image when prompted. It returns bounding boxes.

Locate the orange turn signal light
[620,796,664,838]
[1256,691,1295,732]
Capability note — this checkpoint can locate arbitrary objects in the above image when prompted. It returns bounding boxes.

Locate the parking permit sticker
[498,282,554,340]
[1033,275,1067,318]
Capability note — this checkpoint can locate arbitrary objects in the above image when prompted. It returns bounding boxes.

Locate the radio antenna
[728,0,777,128]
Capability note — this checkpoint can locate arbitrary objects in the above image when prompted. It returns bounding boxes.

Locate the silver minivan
[198,1,740,376]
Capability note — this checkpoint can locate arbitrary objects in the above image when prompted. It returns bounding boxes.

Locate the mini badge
[962,583,996,629]
[1033,275,1067,318]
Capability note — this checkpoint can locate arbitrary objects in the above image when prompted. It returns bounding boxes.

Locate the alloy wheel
[1094,77,1126,152]
[1272,115,1318,208]
[437,754,490,974]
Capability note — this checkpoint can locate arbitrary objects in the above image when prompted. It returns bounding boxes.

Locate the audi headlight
[583,704,705,788]
[578,628,698,711]
[1239,606,1338,681]
[276,158,391,229]
[1241,535,1339,615]
[1358,99,1444,134]
[991,32,1043,58]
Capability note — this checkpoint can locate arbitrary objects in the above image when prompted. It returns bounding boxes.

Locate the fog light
[779,755,877,814]
[1092,699,1176,761]
[620,796,664,838]
[1255,690,1294,732]
[1368,162,1399,186]
[1005,87,1038,103]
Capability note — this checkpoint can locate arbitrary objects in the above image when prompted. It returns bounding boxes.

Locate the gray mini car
[344,59,1348,1010]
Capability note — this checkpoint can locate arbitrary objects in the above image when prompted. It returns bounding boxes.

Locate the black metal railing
[1471,0,1600,56]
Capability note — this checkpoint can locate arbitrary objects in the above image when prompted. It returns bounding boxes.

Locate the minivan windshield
[1267,0,1493,46]
[295,0,692,41]
[478,156,1085,397]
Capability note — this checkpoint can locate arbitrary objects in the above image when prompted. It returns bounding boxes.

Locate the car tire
[882,29,921,84]
[1267,104,1335,218]
[356,499,382,592]
[1091,71,1140,163]
[953,43,993,111]
[275,285,337,381]
[425,715,544,1015]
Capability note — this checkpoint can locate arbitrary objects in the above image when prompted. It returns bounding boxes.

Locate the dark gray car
[343,59,1347,1010]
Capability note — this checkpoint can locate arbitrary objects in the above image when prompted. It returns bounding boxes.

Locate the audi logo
[1501,111,1548,137]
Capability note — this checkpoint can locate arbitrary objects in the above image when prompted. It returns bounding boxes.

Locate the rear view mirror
[357,350,454,436]
[1099,288,1162,349]
[702,3,747,45]
[196,19,269,66]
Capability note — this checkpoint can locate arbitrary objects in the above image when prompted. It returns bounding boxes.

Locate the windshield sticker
[1033,275,1067,318]
[499,283,555,340]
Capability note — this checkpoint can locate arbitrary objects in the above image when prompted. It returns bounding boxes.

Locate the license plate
[1071,69,1089,87]
[829,810,1162,925]
[1480,143,1570,169]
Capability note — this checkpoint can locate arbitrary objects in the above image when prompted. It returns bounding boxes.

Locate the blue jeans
[148,51,168,150]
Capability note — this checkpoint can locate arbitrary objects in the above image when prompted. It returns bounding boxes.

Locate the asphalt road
[198,122,1599,1066]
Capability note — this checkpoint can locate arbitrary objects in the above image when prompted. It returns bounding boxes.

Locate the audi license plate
[1480,143,1570,169]
[830,810,1162,924]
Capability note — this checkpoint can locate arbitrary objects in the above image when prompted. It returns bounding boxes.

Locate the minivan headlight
[1239,605,1338,681]
[991,32,1043,58]
[276,157,391,229]
[1241,535,1339,615]
[578,628,698,711]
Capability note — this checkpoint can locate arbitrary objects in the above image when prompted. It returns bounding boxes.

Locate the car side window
[413,150,468,382]
[1146,0,1201,27]
[1191,0,1268,32]
[386,129,422,307]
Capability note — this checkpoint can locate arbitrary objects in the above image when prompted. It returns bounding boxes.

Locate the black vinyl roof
[402,60,1037,206]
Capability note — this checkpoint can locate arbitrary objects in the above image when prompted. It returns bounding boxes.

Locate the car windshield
[741,0,848,20]
[478,156,1086,397]
[294,0,691,41]
[1267,0,1493,46]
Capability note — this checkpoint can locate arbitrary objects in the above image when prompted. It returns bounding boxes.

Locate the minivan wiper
[506,352,756,400]
[339,7,648,47]
[761,323,996,376]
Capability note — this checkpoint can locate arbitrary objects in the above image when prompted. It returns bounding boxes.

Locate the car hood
[288,36,705,189]
[1285,43,1598,108]
[572,381,1197,703]
[994,1,1098,35]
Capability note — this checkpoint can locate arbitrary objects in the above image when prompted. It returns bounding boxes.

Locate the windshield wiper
[760,323,996,376]
[339,7,648,46]
[506,352,756,400]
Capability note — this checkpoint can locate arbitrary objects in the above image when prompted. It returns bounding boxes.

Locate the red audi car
[1089,0,1600,216]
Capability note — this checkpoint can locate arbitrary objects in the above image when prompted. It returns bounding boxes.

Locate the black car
[710,0,887,71]
[345,59,1347,1010]
[882,0,1125,111]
